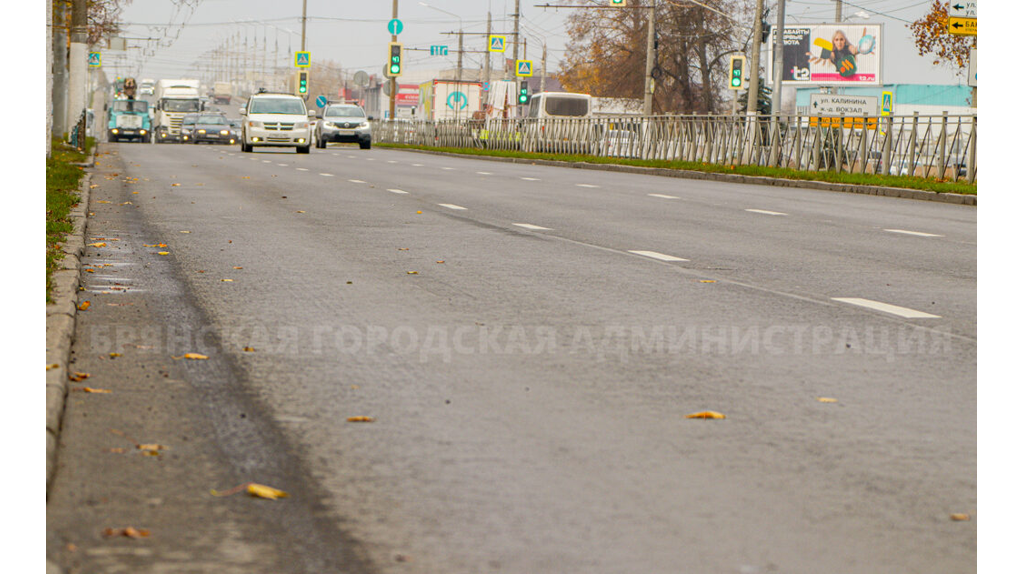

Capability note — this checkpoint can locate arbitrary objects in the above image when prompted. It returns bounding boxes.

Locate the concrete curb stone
[45,158,91,495]
[388,147,977,206]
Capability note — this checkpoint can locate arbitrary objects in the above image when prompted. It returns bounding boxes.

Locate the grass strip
[378,143,976,196]
[46,137,93,301]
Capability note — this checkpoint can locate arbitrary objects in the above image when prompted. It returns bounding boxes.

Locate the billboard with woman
[768,24,882,86]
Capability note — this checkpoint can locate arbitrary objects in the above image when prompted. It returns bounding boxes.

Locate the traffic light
[296,71,308,95]
[610,0,625,5]
[728,55,745,90]
[387,42,403,77]
[518,81,529,104]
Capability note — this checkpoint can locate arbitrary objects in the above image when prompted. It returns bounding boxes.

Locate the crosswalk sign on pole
[515,60,533,77]
[294,51,311,68]
[88,52,102,68]
[489,35,507,53]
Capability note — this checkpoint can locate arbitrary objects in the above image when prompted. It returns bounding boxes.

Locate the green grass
[378,143,977,196]
[46,137,93,301]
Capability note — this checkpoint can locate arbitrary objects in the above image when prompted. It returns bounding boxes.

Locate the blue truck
[107,99,152,143]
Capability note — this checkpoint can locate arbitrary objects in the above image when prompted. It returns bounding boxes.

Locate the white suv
[239,92,314,154]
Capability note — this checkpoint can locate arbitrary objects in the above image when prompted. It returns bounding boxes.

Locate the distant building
[794,84,975,116]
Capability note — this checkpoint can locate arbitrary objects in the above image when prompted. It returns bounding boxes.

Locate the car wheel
[296,145,311,154]
[359,140,371,150]
[241,141,252,153]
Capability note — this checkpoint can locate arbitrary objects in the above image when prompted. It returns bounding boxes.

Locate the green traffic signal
[388,43,403,76]
[518,81,529,104]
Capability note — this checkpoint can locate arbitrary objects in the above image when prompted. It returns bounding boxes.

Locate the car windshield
[163,99,201,113]
[197,115,228,125]
[545,96,589,117]
[111,100,148,113]
[182,115,197,125]
[250,98,306,115]
[325,107,365,118]
[229,120,242,128]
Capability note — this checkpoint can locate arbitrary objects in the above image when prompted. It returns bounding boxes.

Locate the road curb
[386,147,977,206]
[45,158,92,495]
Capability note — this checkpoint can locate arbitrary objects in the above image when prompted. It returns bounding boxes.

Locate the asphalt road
[48,138,976,574]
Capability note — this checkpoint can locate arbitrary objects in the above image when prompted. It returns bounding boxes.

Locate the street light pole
[642,1,656,116]
[771,0,785,115]
[745,0,765,114]
[301,0,308,51]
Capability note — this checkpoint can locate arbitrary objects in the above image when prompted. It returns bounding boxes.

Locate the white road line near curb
[521,177,540,181]
[648,193,678,199]
[387,189,409,194]
[628,250,689,262]
[576,183,599,188]
[442,167,456,170]
[348,179,366,184]
[831,297,941,319]
[514,223,551,230]
[412,163,424,167]
[476,171,492,175]
[438,203,467,211]
[884,229,944,237]
[746,209,788,216]
[262,160,271,163]
[320,173,334,177]
[296,167,309,171]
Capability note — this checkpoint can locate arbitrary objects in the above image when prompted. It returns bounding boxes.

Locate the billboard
[768,24,882,86]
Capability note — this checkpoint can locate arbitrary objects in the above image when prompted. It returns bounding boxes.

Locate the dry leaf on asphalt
[210,482,289,500]
[180,230,190,233]
[46,363,60,371]
[221,279,234,282]
[436,260,445,264]
[243,347,256,352]
[685,411,726,420]
[184,353,208,360]
[233,266,243,269]
[171,183,181,187]
[698,280,717,283]
[109,352,122,358]
[137,444,167,452]
[347,416,375,423]
[96,200,111,204]
[816,397,838,403]
[103,527,151,539]
[950,513,971,521]
[296,210,306,213]
[68,372,90,382]
[81,387,112,394]
[78,301,91,311]
[407,271,418,275]
[88,242,107,248]
[157,251,170,256]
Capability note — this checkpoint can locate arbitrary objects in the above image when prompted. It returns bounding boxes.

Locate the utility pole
[301,0,308,51]
[540,42,547,93]
[745,0,765,114]
[835,0,842,22]
[484,11,492,85]
[389,0,398,120]
[512,0,521,82]
[771,0,785,115]
[457,30,464,83]
[642,2,657,115]
[47,0,53,157]
[69,0,88,131]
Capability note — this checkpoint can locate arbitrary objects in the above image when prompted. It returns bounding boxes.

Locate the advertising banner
[768,24,882,86]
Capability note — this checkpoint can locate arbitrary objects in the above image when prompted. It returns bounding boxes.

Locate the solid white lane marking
[648,193,679,199]
[629,250,689,262]
[438,203,467,211]
[387,189,409,194]
[576,183,599,188]
[348,179,366,184]
[831,298,941,319]
[476,171,492,175]
[885,229,944,237]
[320,173,334,177]
[296,167,309,171]
[521,177,540,181]
[514,223,550,231]
[746,209,788,216]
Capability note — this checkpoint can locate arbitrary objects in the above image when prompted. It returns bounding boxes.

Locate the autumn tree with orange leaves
[909,0,976,74]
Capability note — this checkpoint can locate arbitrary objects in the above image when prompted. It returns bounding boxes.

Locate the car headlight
[197,129,206,134]
[220,130,229,135]
[359,122,369,129]
[111,128,119,134]
[248,121,263,128]
[294,122,308,130]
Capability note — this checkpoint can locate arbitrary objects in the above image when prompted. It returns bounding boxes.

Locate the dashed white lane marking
[831,298,941,319]
[521,177,540,181]
[277,163,288,166]
[388,160,398,164]
[885,229,944,237]
[347,155,356,159]
[332,153,340,156]
[442,167,456,170]
[387,189,409,194]
[746,209,788,216]
[648,193,679,199]
[412,163,424,167]
[628,250,689,262]
[262,160,271,163]
[576,183,599,188]
[438,203,467,211]
[296,167,309,171]
[514,223,550,231]
[476,171,492,175]
[366,158,376,161]
[320,173,334,177]
[348,179,367,184]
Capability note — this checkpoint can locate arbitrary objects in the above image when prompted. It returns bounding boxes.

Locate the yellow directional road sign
[948,17,977,36]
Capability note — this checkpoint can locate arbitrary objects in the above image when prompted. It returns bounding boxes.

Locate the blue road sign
[515,60,533,77]
[88,52,102,68]
[430,45,449,56]
[295,51,311,67]
[316,95,328,108]
[489,35,506,53]
[388,19,404,35]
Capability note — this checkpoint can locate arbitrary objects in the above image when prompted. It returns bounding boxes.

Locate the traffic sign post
[387,19,404,36]
[294,51,311,68]
[88,52,102,68]
[316,95,328,108]
[515,60,533,77]
[948,1,977,35]
[881,91,893,116]
[488,35,507,53]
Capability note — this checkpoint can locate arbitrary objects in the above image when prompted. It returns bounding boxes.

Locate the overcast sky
[110,0,966,87]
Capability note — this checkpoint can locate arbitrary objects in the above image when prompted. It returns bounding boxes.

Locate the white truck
[417,80,483,122]
[213,82,233,105]
[153,79,202,143]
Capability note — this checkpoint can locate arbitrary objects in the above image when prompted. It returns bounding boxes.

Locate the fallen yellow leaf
[171,183,181,187]
[82,387,112,394]
[243,346,256,352]
[180,230,190,233]
[248,483,289,499]
[296,210,306,213]
[103,527,150,538]
[233,266,243,269]
[407,271,418,275]
[183,353,208,360]
[88,242,107,248]
[96,200,111,204]
[69,372,90,382]
[436,260,445,264]
[78,301,91,311]
[685,411,726,420]
[950,513,971,521]
[698,280,717,283]
[46,363,60,371]
[109,352,122,358]
[347,416,375,423]
[816,397,838,403]
[221,279,234,282]
[137,444,167,452]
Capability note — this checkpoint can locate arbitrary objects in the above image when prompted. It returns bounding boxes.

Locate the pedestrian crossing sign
[515,60,533,77]
[294,51,311,68]
[88,52,102,68]
[489,35,507,53]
